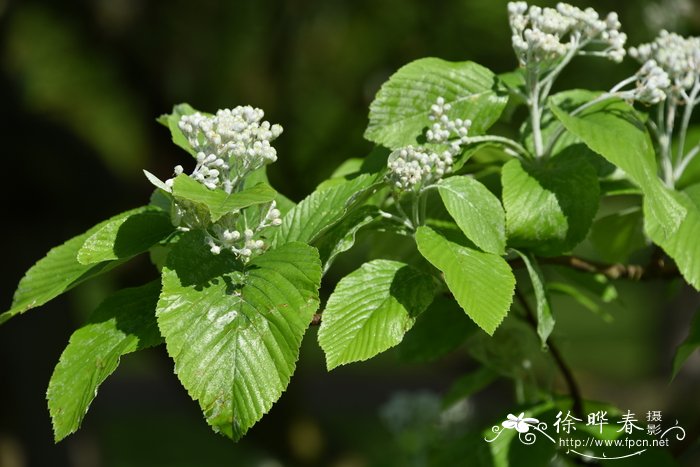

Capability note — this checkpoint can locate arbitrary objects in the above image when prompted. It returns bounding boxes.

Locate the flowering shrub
[3,1,700,462]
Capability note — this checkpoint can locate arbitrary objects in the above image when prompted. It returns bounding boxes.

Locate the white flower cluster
[204,201,282,258]
[426,97,472,152]
[387,97,469,191]
[629,31,700,102]
[154,105,286,261]
[169,106,283,193]
[508,2,626,68]
[631,60,671,105]
[388,146,454,191]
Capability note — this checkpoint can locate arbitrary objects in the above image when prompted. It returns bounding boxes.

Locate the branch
[509,254,679,281]
[515,288,585,418]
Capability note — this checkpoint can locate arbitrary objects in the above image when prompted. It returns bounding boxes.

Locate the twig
[515,288,585,418]
[509,254,679,281]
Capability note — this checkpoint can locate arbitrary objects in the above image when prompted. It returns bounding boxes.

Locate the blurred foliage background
[1,0,700,466]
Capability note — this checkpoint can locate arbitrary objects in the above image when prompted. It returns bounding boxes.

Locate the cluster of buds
[388,96,471,191]
[387,146,454,191]
[628,60,671,105]
[153,105,286,261]
[629,31,700,103]
[508,2,626,69]
[168,106,283,193]
[203,201,282,258]
[426,97,472,152]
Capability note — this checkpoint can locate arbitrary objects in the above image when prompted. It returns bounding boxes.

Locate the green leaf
[684,182,700,207]
[157,103,199,156]
[47,282,162,442]
[365,58,507,149]
[156,232,321,440]
[550,97,685,236]
[272,174,377,246]
[501,149,599,256]
[437,175,506,255]
[244,166,296,215]
[644,187,700,289]
[77,207,174,264]
[589,207,646,263]
[314,206,378,273]
[1,208,145,325]
[327,158,365,180]
[675,125,700,189]
[498,70,525,100]
[522,90,598,157]
[415,226,515,335]
[442,366,498,408]
[513,250,554,346]
[171,174,277,222]
[672,309,700,379]
[318,260,435,369]
[399,295,477,362]
[143,169,171,191]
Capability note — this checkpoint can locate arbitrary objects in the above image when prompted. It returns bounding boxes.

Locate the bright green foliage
[645,189,700,289]
[437,176,506,255]
[672,309,700,379]
[171,174,277,222]
[7,11,700,459]
[1,207,149,325]
[513,250,554,346]
[365,58,507,149]
[551,98,686,236]
[47,282,162,441]
[272,174,377,247]
[156,103,198,156]
[314,206,378,273]
[156,232,321,440]
[501,153,599,256]
[415,226,515,335]
[77,207,174,264]
[318,259,436,369]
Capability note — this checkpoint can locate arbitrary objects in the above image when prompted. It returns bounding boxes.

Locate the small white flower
[631,60,671,104]
[629,31,700,102]
[502,413,540,433]
[508,2,626,69]
[160,106,286,261]
[387,96,472,191]
[175,106,283,193]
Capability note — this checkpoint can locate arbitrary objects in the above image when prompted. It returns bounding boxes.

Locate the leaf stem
[412,192,421,228]
[378,209,413,230]
[675,144,700,180]
[659,97,678,187]
[538,35,582,101]
[508,254,678,281]
[392,190,414,230]
[464,135,530,159]
[527,68,545,158]
[674,79,700,179]
[419,190,428,225]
